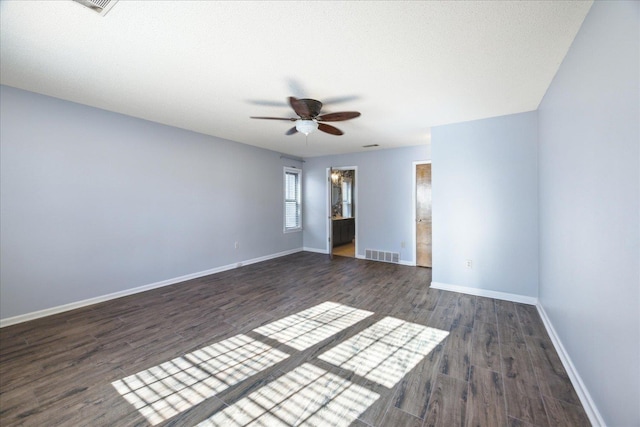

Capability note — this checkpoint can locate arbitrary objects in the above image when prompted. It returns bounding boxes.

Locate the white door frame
[326,166,358,257]
[412,160,432,266]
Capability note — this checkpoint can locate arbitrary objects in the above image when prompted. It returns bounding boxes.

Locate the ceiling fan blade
[250,116,297,121]
[301,98,323,117]
[321,95,360,105]
[285,126,298,135]
[316,111,361,122]
[289,97,323,119]
[318,123,344,135]
[289,97,311,118]
[286,78,307,99]
[247,100,289,107]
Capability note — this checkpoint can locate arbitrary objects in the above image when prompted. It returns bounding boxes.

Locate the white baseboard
[305,248,414,265]
[0,248,303,328]
[302,246,329,254]
[238,248,302,267]
[430,281,603,425]
[302,247,416,267]
[430,281,538,305]
[535,303,606,427]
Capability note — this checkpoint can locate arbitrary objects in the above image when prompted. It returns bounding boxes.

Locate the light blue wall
[431,111,539,298]
[538,1,639,426]
[0,85,302,320]
[303,145,430,264]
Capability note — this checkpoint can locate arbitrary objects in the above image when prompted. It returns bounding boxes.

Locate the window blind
[284,168,301,231]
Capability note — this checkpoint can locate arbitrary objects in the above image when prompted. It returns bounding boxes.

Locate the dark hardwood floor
[0,252,589,426]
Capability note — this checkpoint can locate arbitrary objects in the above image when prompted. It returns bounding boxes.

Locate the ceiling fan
[251,97,360,136]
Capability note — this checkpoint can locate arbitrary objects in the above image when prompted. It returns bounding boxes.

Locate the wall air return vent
[72,0,119,16]
[365,249,400,264]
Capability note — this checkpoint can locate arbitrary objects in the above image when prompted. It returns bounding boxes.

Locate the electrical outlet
[234,241,239,249]
[465,259,473,269]
[401,241,406,248]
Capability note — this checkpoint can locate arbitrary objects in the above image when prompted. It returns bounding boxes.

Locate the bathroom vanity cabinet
[332,217,355,247]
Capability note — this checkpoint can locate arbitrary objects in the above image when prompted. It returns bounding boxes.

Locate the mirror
[332,186,340,206]
[341,178,352,218]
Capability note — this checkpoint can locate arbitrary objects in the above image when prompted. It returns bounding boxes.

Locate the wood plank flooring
[0,252,590,426]
[332,242,355,258]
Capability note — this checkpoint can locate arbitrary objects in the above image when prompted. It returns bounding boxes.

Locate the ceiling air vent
[72,0,119,16]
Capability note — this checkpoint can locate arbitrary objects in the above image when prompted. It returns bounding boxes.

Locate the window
[284,167,302,232]
[341,178,352,218]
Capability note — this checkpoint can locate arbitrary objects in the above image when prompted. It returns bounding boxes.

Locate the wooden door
[328,167,333,259]
[416,163,432,267]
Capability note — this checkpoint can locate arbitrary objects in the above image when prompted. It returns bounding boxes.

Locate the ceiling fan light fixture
[295,119,318,135]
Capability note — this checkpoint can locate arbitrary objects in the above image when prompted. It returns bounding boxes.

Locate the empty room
[1,1,638,426]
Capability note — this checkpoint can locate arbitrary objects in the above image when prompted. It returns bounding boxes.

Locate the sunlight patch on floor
[110,303,445,426]
[111,334,289,425]
[195,363,379,427]
[253,301,373,351]
[318,316,449,388]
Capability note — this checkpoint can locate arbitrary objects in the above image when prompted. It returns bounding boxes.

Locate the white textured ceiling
[0,0,592,158]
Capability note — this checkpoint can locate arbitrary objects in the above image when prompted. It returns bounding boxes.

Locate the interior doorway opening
[328,167,357,259]
[414,161,432,268]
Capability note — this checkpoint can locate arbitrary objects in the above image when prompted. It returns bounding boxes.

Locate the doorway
[328,167,357,258]
[414,162,432,267]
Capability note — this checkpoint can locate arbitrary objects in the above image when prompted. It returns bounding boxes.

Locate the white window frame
[283,167,302,233]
